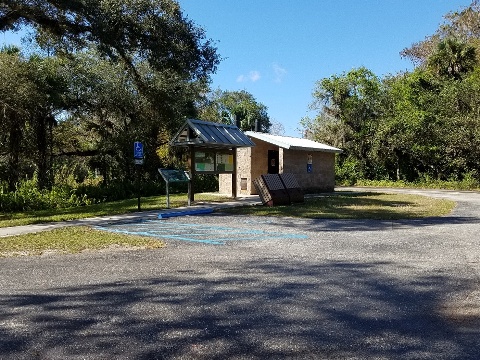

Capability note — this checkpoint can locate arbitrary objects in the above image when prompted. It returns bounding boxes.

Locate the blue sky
[1,1,473,137]
[179,0,472,136]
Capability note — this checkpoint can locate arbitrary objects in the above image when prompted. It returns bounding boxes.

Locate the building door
[268,150,279,174]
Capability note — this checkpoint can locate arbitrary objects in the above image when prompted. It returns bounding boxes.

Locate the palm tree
[428,37,477,80]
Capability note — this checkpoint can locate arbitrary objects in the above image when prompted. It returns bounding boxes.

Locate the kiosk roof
[171,119,255,148]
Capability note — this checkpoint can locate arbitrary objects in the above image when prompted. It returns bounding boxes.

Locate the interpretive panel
[158,169,190,183]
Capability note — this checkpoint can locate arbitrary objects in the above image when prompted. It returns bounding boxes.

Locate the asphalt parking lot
[1,188,480,359]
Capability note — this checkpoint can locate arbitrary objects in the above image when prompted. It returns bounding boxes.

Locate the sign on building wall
[307,153,313,173]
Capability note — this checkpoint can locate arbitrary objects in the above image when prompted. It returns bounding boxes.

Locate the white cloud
[237,70,261,83]
[273,63,287,83]
[249,70,261,82]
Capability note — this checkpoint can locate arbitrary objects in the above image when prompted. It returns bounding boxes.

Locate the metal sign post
[165,181,170,208]
[134,141,144,211]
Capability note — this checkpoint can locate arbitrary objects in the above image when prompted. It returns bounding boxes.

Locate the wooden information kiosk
[170,119,255,201]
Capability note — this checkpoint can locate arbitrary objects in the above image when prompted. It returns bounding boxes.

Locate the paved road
[1,188,480,359]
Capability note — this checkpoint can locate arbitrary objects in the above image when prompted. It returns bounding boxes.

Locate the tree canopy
[197,89,272,133]
[0,0,221,191]
[304,2,480,184]
[427,37,477,79]
[401,1,480,65]
[0,0,219,83]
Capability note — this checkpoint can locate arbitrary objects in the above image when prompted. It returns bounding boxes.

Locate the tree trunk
[35,114,49,190]
[35,113,56,190]
[7,116,22,191]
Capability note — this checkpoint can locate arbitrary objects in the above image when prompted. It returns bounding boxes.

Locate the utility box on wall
[219,132,342,197]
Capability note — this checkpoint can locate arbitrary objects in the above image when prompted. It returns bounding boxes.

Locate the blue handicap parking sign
[134,142,144,159]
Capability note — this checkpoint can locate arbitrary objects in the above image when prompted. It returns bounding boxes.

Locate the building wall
[219,138,337,196]
[219,139,278,196]
[218,173,232,196]
[219,147,252,196]
[282,149,336,191]
[250,139,278,194]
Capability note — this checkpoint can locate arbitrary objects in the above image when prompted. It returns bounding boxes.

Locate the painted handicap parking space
[95,219,307,245]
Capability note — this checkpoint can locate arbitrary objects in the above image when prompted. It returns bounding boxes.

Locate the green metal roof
[170,119,256,148]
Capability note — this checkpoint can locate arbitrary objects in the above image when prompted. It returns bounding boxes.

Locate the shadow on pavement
[211,212,480,233]
[296,216,480,232]
[1,260,479,359]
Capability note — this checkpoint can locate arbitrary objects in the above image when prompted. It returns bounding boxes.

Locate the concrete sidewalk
[0,195,262,238]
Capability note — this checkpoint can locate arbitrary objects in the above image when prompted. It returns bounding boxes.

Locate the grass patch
[222,192,456,220]
[0,192,456,257]
[0,226,165,257]
[345,178,480,191]
[0,193,232,228]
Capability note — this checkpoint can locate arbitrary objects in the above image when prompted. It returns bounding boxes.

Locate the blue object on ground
[158,208,214,219]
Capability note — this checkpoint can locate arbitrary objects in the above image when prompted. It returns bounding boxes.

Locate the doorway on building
[268,150,279,174]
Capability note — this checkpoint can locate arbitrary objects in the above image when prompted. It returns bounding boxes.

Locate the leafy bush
[0,177,82,212]
[354,179,410,188]
[335,157,362,185]
[75,180,167,203]
[0,172,220,212]
[193,174,218,193]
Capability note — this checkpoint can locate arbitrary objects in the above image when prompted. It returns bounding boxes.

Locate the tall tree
[198,89,271,132]
[427,37,477,80]
[373,70,443,181]
[27,55,69,189]
[0,47,66,189]
[51,49,208,184]
[305,3,480,185]
[1,0,220,187]
[401,1,480,65]
[0,47,29,190]
[309,67,383,179]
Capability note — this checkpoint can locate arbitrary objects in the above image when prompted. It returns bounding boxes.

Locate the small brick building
[219,131,342,196]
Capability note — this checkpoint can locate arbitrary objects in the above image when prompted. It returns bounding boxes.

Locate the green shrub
[193,174,218,193]
[0,171,220,213]
[353,179,411,188]
[0,176,82,212]
[340,176,480,191]
[335,157,362,185]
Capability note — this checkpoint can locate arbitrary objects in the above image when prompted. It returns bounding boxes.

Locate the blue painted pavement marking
[157,208,213,218]
[94,220,308,245]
